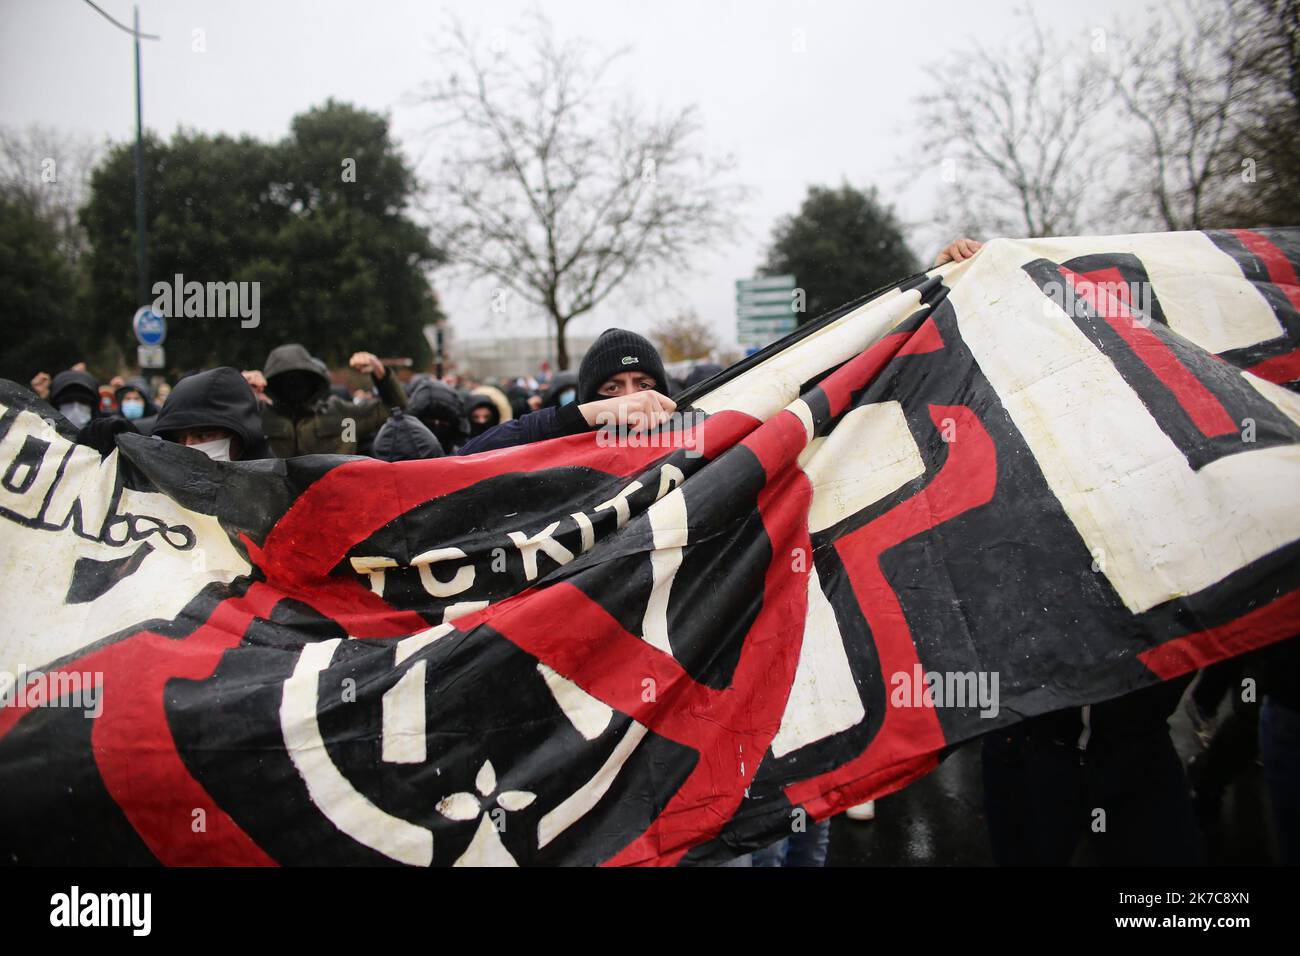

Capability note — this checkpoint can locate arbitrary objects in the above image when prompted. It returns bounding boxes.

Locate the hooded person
[541,370,579,409]
[465,394,503,439]
[457,327,674,456]
[470,385,513,425]
[504,383,533,420]
[371,409,445,463]
[49,369,101,431]
[105,378,161,439]
[114,378,158,421]
[151,366,272,461]
[259,343,407,458]
[406,376,470,453]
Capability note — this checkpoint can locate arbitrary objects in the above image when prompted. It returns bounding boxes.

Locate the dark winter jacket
[456,402,590,456]
[1259,635,1300,711]
[260,343,406,458]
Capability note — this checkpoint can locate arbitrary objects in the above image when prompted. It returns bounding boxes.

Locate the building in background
[454,334,599,382]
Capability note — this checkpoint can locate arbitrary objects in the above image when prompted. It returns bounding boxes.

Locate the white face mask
[190,437,233,462]
[59,402,92,429]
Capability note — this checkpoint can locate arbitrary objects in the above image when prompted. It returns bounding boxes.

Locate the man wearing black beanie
[457,327,675,455]
[575,328,669,405]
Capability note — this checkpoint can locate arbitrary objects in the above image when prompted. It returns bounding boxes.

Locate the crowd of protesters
[26,328,702,465]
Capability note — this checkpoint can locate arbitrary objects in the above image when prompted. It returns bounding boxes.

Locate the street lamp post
[133,5,147,307]
[82,1,159,307]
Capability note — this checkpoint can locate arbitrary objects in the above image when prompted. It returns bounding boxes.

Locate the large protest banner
[1,229,1297,865]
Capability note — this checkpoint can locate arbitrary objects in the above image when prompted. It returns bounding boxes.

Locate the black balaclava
[466,395,501,438]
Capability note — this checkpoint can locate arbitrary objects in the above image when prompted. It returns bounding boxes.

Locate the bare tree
[417,15,744,368]
[0,124,100,267]
[916,6,1112,239]
[651,309,717,363]
[1204,0,1300,226]
[1106,0,1257,230]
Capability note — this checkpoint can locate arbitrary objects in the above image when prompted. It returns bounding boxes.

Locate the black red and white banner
[1,228,1297,866]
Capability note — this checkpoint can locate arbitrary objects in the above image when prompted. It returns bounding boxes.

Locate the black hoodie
[49,369,100,411]
[406,376,469,452]
[372,410,445,462]
[541,371,579,409]
[152,367,272,460]
[114,378,157,411]
[263,343,332,407]
[504,384,533,419]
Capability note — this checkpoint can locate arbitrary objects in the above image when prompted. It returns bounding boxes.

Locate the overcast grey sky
[0,0,1151,350]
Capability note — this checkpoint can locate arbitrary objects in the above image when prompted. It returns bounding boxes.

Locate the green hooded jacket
[260,343,407,458]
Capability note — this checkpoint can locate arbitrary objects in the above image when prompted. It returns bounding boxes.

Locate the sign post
[736,275,797,350]
[133,305,166,369]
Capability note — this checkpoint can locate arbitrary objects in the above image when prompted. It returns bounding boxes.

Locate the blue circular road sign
[133,306,166,346]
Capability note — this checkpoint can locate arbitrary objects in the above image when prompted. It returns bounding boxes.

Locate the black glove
[77,417,138,457]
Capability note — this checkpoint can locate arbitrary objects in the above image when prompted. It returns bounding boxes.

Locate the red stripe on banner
[1245,348,1300,385]
[820,331,911,417]
[0,583,287,865]
[1138,588,1300,679]
[896,317,946,357]
[278,577,433,639]
[477,409,817,865]
[0,573,444,863]
[610,425,816,866]
[784,404,998,817]
[0,585,288,864]
[251,409,761,589]
[94,583,281,865]
[1230,228,1300,311]
[1063,266,1238,437]
[741,405,815,475]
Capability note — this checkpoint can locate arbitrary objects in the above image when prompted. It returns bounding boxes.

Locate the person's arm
[345,351,408,440]
[457,403,589,455]
[372,363,407,410]
[458,389,677,455]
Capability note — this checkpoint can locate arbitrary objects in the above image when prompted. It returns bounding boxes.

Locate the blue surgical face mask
[558,388,576,406]
[121,398,146,420]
